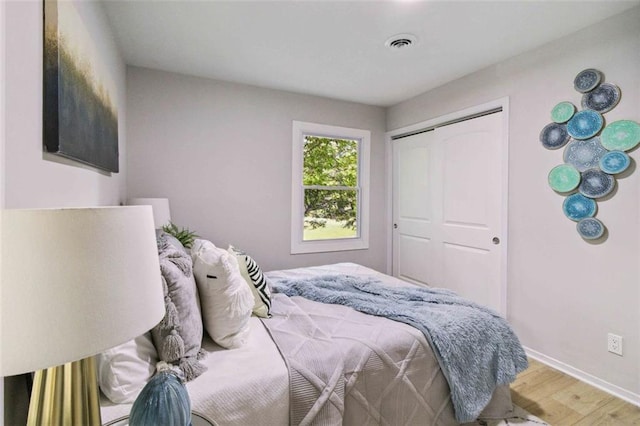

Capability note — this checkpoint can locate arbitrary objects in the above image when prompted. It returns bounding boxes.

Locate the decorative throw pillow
[161,231,190,256]
[191,239,254,349]
[228,245,272,318]
[97,333,158,404]
[151,233,207,381]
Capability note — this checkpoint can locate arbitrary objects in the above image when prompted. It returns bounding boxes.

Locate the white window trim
[291,121,370,254]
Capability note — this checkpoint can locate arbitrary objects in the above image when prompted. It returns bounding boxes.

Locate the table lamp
[126,198,171,229]
[0,206,166,426]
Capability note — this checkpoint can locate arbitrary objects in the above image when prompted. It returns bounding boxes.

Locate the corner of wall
[1,1,7,424]
[0,1,7,426]
[1,0,5,209]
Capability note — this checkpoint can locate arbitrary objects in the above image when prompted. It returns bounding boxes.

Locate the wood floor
[510,358,640,425]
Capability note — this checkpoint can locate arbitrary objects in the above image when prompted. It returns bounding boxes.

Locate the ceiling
[102,0,640,107]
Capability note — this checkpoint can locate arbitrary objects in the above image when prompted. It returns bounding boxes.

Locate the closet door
[392,130,436,286]
[392,112,505,314]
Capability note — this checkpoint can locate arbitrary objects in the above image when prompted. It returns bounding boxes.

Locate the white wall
[126,67,387,272]
[0,0,5,208]
[3,1,126,424]
[4,0,126,209]
[388,7,640,400]
[0,0,5,423]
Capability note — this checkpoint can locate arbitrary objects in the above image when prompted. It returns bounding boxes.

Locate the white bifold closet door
[392,111,505,314]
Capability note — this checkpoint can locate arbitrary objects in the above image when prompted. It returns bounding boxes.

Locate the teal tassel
[129,370,191,426]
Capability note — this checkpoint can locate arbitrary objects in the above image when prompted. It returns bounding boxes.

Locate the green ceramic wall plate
[601,120,640,151]
[548,164,581,192]
[551,102,576,123]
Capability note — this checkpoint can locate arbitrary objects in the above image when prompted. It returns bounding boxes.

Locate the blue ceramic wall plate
[599,150,630,174]
[576,217,605,240]
[563,137,607,172]
[551,102,576,123]
[581,83,620,114]
[562,193,597,221]
[578,168,615,199]
[600,120,640,151]
[574,68,603,93]
[540,122,570,149]
[567,110,604,140]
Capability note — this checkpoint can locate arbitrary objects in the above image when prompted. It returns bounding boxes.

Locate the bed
[99,237,526,426]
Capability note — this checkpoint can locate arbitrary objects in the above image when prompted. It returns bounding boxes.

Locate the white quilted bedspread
[101,263,511,425]
[262,292,457,425]
[100,318,290,425]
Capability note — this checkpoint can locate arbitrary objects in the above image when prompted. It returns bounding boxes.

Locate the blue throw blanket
[271,275,528,423]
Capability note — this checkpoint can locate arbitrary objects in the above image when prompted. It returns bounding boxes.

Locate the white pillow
[191,239,254,349]
[97,333,157,403]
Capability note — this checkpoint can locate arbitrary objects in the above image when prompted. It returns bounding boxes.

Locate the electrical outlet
[608,333,623,356]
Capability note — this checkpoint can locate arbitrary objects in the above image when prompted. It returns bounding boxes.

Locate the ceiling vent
[385,34,417,50]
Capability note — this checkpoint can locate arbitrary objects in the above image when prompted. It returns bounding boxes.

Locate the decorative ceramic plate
[600,120,640,151]
[599,150,630,174]
[548,164,581,193]
[563,193,597,221]
[574,68,603,93]
[576,217,605,240]
[567,110,604,140]
[581,83,620,113]
[578,168,615,198]
[551,102,576,123]
[540,122,570,149]
[563,137,607,172]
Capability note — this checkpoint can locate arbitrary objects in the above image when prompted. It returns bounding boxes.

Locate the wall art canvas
[43,0,119,172]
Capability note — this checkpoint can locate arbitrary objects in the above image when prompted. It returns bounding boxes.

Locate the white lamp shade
[127,198,171,229]
[0,206,165,376]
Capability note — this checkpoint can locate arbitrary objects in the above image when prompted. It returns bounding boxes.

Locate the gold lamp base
[27,357,102,426]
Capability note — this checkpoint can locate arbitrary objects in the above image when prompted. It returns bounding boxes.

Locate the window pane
[303,189,358,241]
[303,136,358,187]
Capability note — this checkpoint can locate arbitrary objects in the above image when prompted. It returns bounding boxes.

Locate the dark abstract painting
[43,0,119,173]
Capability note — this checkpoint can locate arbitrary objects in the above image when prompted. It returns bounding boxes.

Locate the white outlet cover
[607,333,623,356]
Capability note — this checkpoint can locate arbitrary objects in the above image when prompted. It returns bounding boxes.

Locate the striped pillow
[228,246,272,318]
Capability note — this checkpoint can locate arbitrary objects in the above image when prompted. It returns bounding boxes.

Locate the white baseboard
[524,346,640,407]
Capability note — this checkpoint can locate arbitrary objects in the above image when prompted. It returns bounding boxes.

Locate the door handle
[393,223,398,229]
[492,237,500,245]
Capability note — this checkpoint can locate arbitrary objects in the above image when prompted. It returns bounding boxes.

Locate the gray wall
[0,0,5,423]
[126,67,387,272]
[388,8,640,397]
[4,0,127,209]
[3,1,127,424]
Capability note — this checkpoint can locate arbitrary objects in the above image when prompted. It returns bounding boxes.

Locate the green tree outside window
[302,136,359,241]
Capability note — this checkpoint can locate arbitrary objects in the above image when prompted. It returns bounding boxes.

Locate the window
[291,121,370,254]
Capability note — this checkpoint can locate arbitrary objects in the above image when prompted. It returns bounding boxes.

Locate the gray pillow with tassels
[151,233,207,381]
